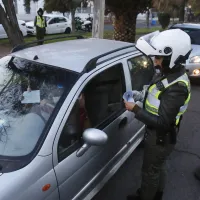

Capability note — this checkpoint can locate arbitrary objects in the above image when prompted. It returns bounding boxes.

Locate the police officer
[125,29,192,200]
[34,8,47,45]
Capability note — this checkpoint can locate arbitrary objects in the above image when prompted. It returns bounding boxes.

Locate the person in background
[34,8,47,45]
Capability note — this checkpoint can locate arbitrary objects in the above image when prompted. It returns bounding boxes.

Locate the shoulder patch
[156,81,165,91]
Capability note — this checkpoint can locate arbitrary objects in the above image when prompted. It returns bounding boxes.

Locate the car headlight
[190,56,200,63]
[193,69,200,75]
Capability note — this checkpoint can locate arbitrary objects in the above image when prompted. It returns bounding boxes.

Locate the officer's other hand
[124,101,135,111]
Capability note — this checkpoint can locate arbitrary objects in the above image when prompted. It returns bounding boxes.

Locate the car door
[46,18,59,34]
[57,17,68,33]
[124,54,155,129]
[0,24,7,39]
[53,61,136,200]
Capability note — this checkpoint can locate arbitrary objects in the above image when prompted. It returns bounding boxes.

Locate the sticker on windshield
[21,90,41,104]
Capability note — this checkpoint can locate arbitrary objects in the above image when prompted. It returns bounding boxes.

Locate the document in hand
[123,91,135,103]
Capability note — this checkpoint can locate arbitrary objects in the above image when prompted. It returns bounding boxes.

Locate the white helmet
[136,29,192,69]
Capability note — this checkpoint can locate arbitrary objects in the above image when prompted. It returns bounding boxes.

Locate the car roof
[11,38,136,73]
[171,23,200,29]
[43,14,66,18]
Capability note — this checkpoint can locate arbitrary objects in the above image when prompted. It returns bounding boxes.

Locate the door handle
[119,117,128,129]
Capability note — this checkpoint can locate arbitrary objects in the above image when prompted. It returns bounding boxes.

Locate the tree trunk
[146,9,150,28]
[71,9,76,32]
[179,0,187,22]
[0,0,24,47]
[113,11,137,43]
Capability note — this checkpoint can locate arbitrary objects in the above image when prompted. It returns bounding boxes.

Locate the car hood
[190,44,200,58]
[18,20,26,25]
[26,21,34,27]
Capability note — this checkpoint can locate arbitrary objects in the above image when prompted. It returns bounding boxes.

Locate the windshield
[0,56,78,157]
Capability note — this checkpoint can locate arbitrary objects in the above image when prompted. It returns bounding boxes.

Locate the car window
[128,55,155,91]
[0,56,79,158]
[57,64,126,162]
[49,18,59,24]
[58,17,67,23]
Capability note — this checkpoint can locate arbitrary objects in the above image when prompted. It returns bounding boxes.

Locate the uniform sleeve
[34,16,37,27]
[132,83,188,132]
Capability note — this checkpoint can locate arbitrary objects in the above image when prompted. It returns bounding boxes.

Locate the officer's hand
[124,101,136,111]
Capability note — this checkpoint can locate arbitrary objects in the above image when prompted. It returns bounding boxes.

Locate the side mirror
[76,128,108,157]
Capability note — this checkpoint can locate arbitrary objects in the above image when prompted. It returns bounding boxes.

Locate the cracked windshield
[0,56,78,157]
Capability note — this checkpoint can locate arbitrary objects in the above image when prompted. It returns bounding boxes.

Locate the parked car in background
[0,20,27,39]
[0,37,155,200]
[26,14,72,35]
[169,23,200,78]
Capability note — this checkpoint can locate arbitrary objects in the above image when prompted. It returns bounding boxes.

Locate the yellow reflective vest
[36,16,45,28]
[145,73,191,125]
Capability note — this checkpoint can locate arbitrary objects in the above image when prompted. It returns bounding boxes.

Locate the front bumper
[26,27,36,35]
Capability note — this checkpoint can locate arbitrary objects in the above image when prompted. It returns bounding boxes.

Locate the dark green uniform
[130,66,191,200]
[140,128,174,200]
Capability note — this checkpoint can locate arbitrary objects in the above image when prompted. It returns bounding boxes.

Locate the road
[104,20,160,31]
[93,83,200,200]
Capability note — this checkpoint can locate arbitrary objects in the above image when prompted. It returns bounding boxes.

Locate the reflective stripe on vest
[145,73,191,125]
[36,16,45,28]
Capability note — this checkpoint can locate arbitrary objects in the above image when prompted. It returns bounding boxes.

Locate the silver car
[170,23,200,78]
[0,38,155,200]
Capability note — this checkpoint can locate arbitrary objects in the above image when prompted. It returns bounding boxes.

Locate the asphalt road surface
[93,83,200,200]
[104,20,160,31]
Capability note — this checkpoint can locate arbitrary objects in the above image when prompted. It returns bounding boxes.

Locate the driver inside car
[59,93,91,149]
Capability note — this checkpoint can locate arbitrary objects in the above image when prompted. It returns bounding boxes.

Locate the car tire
[88,25,92,32]
[65,27,71,34]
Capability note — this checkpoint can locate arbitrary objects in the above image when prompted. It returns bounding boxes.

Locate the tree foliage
[189,0,200,15]
[105,0,151,42]
[158,12,170,29]
[153,0,188,22]
[24,0,39,13]
[106,0,151,15]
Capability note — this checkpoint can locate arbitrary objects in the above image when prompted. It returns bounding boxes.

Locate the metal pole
[92,0,105,39]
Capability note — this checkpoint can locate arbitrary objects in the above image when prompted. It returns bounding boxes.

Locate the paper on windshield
[123,91,135,103]
[21,90,41,104]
